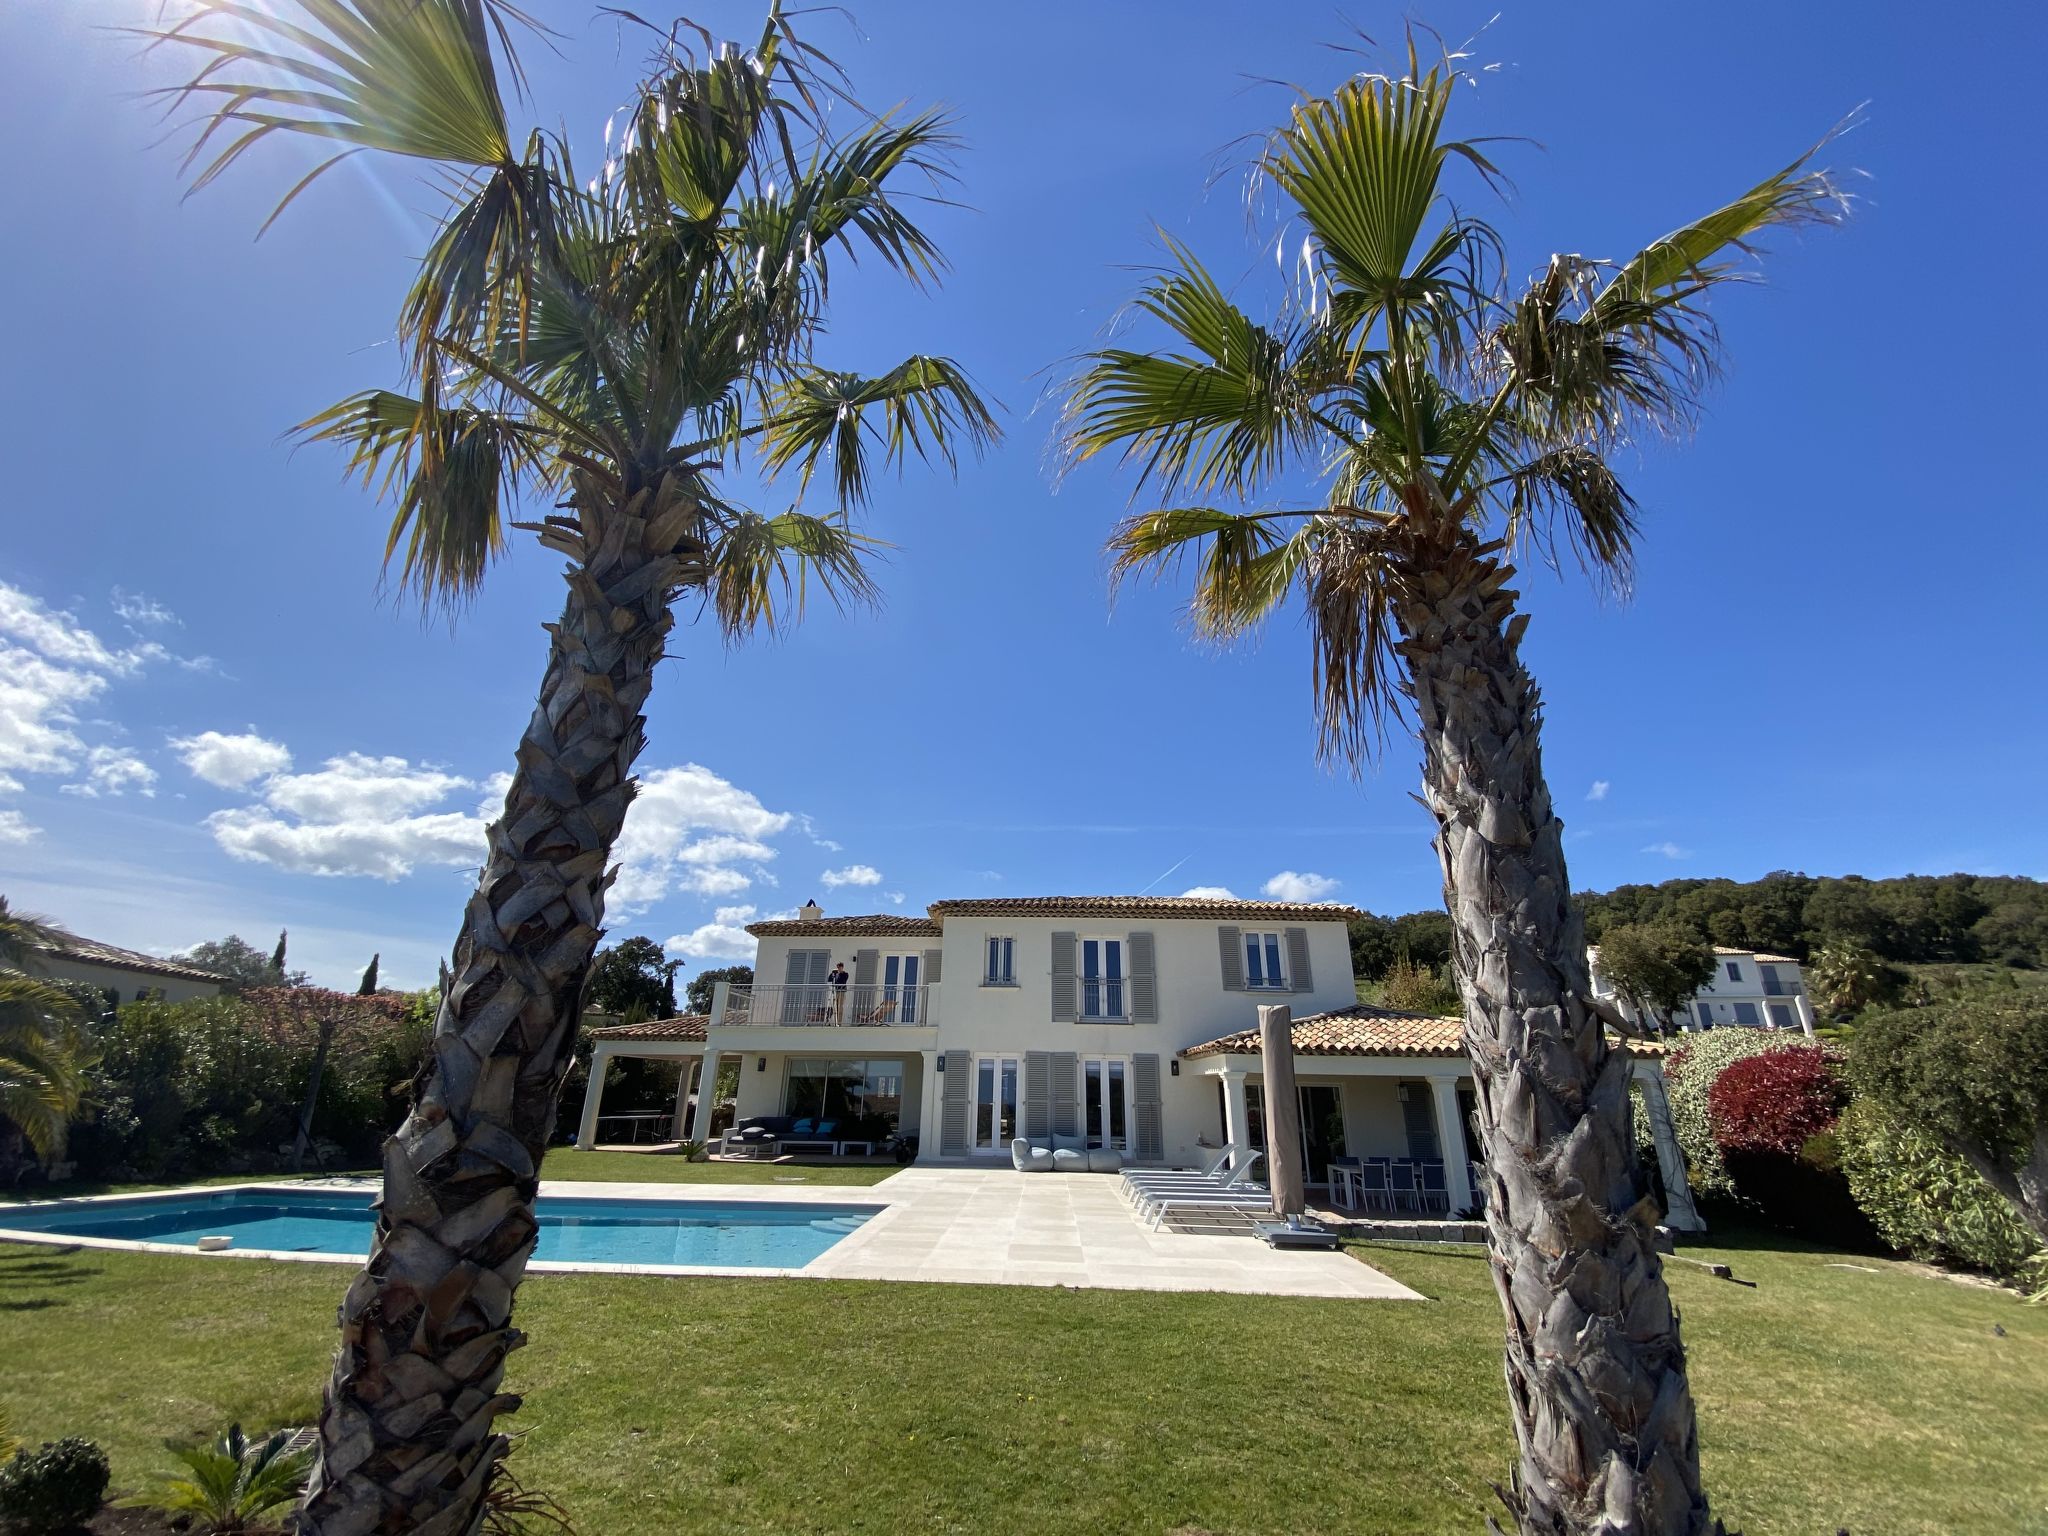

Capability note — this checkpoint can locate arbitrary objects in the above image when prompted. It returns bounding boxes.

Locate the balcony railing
[720,982,938,1028]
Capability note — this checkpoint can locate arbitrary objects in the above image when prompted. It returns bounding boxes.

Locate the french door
[972,1055,1021,1153]
[878,953,921,1024]
[1081,1057,1131,1151]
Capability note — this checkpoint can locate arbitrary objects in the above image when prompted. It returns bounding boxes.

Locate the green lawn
[0,1227,2040,1534]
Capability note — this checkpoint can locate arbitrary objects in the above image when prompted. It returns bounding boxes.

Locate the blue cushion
[1086,1148,1124,1174]
[1051,1132,1087,1154]
[1051,1147,1087,1172]
[1011,1139,1054,1172]
[790,1119,814,1134]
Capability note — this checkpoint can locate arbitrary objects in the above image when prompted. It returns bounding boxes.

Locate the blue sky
[2,1,2043,990]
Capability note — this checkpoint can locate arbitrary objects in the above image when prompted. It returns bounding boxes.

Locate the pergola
[572,1014,710,1149]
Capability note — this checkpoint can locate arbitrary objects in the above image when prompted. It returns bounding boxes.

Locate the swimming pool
[0,1187,882,1272]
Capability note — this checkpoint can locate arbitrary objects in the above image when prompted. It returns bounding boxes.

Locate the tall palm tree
[144,4,996,1531]
[0,897,90,1167]
[1064,45,1842,1536]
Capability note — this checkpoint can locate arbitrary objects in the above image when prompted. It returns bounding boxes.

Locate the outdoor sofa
[1011,1134,1122,1174]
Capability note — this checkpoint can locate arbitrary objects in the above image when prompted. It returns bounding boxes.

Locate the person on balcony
[828,960,850,1022]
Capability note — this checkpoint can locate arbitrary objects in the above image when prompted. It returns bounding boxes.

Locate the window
[1243,930,1288,989]
[984,935,1016,986]
[784,1058,905,1132]
[1080,937,1125,1019]
[1725,961,1743,982]
[1694,1002,1715,1029]
[1732,1001,1760,1026]
[1081,1058,1130,1150]
[875,953,921,1023]
[972,1055,1021,1152]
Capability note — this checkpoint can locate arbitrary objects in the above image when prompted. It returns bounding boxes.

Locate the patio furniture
[1419,1161,1449,1213]
[1012,1131,1117,1172]
[1143,1183,1274,1232]
[1329,1164,1359,1210]
[1120,1146,1262,1206]
[837,1139,876,1157]
[1354,1161,1392,1213]
[1011,1138,1054,1172]
[1086,1147,1123,1173]
[1387,1161,1420,1212]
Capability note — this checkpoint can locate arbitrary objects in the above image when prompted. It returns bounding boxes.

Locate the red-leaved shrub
[1706,1045,1844,1157]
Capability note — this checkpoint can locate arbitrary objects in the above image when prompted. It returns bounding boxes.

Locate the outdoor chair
[1354,1161,1392,1213]
[1387,1161,1420,1212]
[1419,1160,1449,1214]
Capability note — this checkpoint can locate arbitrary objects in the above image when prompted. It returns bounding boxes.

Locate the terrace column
[575,1043,614,1150]
[690,1050,724,1143]
[1634,1064,1705,1233]
[1792,992,1817,1037]
[670,1054,699,1140]
[1427,1074,1474,1213]
[1217,1067,1253,1169]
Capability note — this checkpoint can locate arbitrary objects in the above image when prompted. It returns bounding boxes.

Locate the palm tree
[1064,44,1842,1536]
[144,4,996,1530]
[1809,943,1901,1019]
[0,897,91,1169]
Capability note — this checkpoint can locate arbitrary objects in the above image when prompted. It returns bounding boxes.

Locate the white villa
[576,895,1699,1227]
[1588,944,1815,1035]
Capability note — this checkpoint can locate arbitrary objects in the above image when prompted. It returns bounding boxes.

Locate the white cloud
[664,904,763,962]
[111,588,180,628]
[172,730,294,790]
[1587,780,1611,802]
[0,584,143,674]
[886,890,906,906]
[0,810,36,844]
[61,745,158,799]
[1180,885,1238,900]
[819,863,882,889]
[1641,841,1691,860]
[1262,870,1340,902]
[0,772,21,795]
[607,765,794,912]
[263,753,470,823]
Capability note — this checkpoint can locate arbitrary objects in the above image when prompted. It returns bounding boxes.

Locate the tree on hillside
[1808,943,1905,1020]
[145,4,995,1529]
[0,898,91,1174]
[1596,923,1716,1036]
[1850,983,2048,1248]
[686,964,754,1015]
[1065,39,1844,1533]
[587,937,680,1019]
[174,935,311,991]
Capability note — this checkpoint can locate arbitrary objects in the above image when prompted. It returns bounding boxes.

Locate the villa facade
[1588,944,1816,1035]
[576,894,1698,1227]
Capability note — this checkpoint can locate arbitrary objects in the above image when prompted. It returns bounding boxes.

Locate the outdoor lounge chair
[1128,1153,1269,1224]
[1142,1183,1275,1232]
[1118,1147,1256,1206]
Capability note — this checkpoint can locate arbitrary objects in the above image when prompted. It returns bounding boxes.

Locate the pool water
[0,1188,879,1270]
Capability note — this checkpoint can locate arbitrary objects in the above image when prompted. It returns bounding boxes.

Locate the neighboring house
[28,929,230,1005]
[1588,944,1815,1035]
[578,894,1695,1225]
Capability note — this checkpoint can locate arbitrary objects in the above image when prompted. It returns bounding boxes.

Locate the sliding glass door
[972,1055,1021,1153]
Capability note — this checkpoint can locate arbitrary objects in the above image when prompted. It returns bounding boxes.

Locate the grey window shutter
[1284,927,1314,994]
[1024,1051,1052,1140]
[939,1050,971,1154]
[1051,1052,1080,1137]
[1217,926,1245,990]
[1132,1053,1164,1161]
[1128,931,1157,1023]
[784,948,816,984]
[783,948,826,1021]
[853,949,878,987]
[1050,931,1078,1023]
[922,947,943,985]
[1400,1083,1440,1160]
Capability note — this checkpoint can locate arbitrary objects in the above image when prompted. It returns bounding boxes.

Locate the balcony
[718,982,939,1029]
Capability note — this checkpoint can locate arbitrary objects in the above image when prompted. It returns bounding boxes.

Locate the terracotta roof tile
[926,896,1363,922]
[1709,946,1802,965]
[589,1014,708,1042]
[744,915,942,938]
[1181,1004,1665,1060]
[32,932,232,985]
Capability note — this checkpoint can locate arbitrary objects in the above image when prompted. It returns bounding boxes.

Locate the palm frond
[759,356,999,509]
[1300,519,1402,764]
[705,508,885,639]
[1496,442,1638,590]
[1105,507,1304,638]
[143,0,529,197]
[1067,246,1338,497]
[297,388,550,603]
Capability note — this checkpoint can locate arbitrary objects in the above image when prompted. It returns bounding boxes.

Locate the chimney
[799,899,824,922]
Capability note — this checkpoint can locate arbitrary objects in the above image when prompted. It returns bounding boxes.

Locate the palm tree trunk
[1391,525,1714,1536]
[296,468,689,1536]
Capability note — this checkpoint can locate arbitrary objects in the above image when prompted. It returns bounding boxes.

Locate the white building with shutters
[1588,945,1816,1035]
[573,893,1695,1226]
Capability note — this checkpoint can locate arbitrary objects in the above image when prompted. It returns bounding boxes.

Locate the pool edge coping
[0,1178,895,1281]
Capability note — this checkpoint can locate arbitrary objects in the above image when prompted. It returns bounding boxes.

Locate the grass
[1,1223,2041,1534]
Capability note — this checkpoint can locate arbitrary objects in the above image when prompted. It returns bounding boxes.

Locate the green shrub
[1661,1029,1800,1199]
[126,1423,310,1533]
[1836,1097,2043,1281]
[0,1437,110,1533]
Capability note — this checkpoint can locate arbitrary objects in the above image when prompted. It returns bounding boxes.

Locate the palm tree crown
[0,897,91,1163]
[1066,43,1843,761]
[153,0,997,622]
